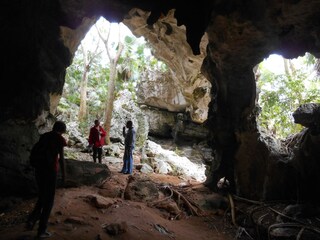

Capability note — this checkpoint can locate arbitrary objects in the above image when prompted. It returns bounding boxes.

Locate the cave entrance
[60,16,167,137]
[256,53,320,139]
[59,16,208,183]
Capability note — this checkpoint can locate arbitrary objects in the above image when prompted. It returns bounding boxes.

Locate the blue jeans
[121,147,133,174]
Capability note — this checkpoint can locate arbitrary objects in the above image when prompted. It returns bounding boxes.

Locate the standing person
[120,120,136,174]
[88,119,106,163]
[26,121,67,238]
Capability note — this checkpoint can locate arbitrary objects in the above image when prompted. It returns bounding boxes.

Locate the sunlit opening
[256,53,320,139]
[58,17,207,182]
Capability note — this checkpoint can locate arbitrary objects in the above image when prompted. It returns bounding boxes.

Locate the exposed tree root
[170,187,203,216]
[227,193,237,227]
[150,185,204,217]
[235,227,255,240]
[233,195,264,205]
[233,197,320,239]
[148,186,173,207]
[268,222,320,240]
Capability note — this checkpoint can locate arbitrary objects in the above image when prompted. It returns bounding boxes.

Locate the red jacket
[89,126,106,147]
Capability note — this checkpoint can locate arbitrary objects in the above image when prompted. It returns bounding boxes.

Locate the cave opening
[58,15,208,183]
[255,53,320,140]
[60,16,163,136]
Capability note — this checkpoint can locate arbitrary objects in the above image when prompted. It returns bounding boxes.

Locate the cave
[1,0,320,238]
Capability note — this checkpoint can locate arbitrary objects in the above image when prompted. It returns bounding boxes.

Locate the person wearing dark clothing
[26,121,67,239]
[120,120,136,174]
[88,119,106,163]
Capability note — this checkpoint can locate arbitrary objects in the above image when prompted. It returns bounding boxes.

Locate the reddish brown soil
[0,155,237,240]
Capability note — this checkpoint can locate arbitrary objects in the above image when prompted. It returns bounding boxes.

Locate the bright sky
[262,53,311,74]
[82,17,135,45]
[263,54,285,74]
[80,17,150,66]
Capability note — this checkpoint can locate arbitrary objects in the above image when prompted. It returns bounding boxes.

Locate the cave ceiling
[1,0,320,121]
[58,0,320,58]
[58,0,214,55]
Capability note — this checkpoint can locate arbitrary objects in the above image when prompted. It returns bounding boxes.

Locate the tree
[96,21,124,144]
[59,18,168,139]
[78,42,101,122]
[60,36,107,136]
[305,53,320,77]
[258,54,320,138]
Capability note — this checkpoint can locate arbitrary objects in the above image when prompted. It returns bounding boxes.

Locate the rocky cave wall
[202,0,320,203]
[1,0,320,204]
[123,8,211,124]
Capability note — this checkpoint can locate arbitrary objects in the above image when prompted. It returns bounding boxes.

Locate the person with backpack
[26,121,67,238]
[88,119,106,163]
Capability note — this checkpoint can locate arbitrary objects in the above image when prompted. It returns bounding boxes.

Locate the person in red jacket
[88,119,106,163]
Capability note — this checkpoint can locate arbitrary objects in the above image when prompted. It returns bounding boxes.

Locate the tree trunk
[283,58,290,76]
[316,58,320,76]
[103,43,123,144]
[96,23,124,145]
[103,64,116,145]
[78,42,100,122]
[78,65,89,121]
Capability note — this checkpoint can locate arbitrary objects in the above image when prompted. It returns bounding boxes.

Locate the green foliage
[258,55,320,139]
[58,19,169,135]
[304,53,317,66]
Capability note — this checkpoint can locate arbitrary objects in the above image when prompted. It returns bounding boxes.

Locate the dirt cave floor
[0,150,238,240]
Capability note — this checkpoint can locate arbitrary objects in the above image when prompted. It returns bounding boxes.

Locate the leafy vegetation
[257,54,320,139]
[58,18,168,136]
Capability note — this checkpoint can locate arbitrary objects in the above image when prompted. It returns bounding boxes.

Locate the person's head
[94,120,100,126]
[53,121,66,134]
[126,120,133,128]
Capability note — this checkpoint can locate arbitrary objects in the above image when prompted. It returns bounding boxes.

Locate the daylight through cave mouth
[255,53,320,139]
[59,16,208,183]
[60,17,158,133]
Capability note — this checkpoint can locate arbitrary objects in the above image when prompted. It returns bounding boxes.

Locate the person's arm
[122,126,126,137]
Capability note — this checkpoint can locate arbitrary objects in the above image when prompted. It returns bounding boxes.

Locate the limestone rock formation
[124,8,211,123]
[293,103,320,129]
[109,89,149,149]
[140,106,176,138]
[64,159,111,188]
